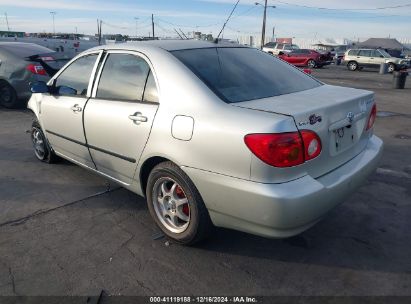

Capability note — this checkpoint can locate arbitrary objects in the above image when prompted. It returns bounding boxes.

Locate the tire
[31,120,60,163]
[0,81,20,108]
[347,61,358,71]
[388,63,395,73]
[146,161,213,245]
[307,59,316,68]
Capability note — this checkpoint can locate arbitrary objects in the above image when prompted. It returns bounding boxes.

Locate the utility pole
[151,14,155,39]
[260,0,267,49]
[256,1,275,49]
[97,19,102,45]
[50,11,57,36]
[5,13,10,31]
[134,17,139,38]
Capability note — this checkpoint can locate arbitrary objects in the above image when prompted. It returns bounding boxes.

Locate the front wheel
[307,59,316,68]
[31,120,59,163]
[146,161,212,245]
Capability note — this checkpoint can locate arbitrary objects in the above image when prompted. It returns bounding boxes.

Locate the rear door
[357,50,373,66]
[40,51,102,168]
[84,51,159,184]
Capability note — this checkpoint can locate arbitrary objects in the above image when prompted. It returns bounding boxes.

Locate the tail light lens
[366,104,377,130]
[300,130,322,161]
[244,131,322,168]
[26,64,47,76]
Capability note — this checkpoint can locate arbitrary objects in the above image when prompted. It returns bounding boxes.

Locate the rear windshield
[172,47,321,103]
[0,43,54,58]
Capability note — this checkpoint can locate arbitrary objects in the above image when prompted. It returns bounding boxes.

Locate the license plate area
[330,125,355,155]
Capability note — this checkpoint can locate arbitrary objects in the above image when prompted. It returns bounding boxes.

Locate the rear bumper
[183,135,383,238]
[318,60,332,67]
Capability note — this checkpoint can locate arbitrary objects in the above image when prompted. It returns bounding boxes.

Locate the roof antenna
[215,0,240,43]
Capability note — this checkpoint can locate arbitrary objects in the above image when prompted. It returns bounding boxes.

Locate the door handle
[70,104,82,113]
[128,112,148,124]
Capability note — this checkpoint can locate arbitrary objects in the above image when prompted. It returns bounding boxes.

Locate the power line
[273,1,411,11]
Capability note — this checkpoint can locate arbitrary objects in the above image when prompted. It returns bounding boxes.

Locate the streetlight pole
[261,0,267,49]
[134,17,139,38]
[50,12,56,36]
[255,2,275,49]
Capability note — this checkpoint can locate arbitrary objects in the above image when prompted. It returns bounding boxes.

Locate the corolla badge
[347,112,354,123]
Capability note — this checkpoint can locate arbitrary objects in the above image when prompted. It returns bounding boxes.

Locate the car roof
[88,40,247,52]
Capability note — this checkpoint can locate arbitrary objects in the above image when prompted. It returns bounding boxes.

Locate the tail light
[366,104,377,130]
[26,64,47,76]
[244,130,322,168]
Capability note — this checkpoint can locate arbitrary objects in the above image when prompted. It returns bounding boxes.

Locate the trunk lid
[234,84,375,179]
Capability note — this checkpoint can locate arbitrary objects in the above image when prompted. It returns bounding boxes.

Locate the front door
[40,52,102,168]
[84,51,159,184]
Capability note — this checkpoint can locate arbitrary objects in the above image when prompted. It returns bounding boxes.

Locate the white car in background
[263,42,300,55]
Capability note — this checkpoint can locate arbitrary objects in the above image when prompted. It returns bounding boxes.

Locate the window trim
[90,50,160,104]
[47,50,104,98]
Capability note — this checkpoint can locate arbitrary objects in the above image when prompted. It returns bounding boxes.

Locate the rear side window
[264,42,276,48]
[96,53,150,101]
[172,47,321,103]
[55,54,98,96]
[348,50,359,56]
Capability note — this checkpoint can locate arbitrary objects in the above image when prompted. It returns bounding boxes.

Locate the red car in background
[278,49,333,68]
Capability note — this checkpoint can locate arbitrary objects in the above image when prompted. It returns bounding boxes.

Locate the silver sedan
[28,40,383,245]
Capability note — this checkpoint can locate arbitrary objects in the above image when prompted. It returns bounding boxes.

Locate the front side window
[358,50,372,57]
[378,50,391,58]
[55,54,98,96]
[172,47,321,103]
[96,53,150,101]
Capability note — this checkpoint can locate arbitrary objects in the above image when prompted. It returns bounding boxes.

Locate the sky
[1,0,411,39]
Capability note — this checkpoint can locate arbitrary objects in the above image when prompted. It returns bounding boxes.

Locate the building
[0,31,25,38]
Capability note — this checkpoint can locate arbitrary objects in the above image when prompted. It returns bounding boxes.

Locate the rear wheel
[31,120,59,163]
[0,81,20,108]
[146,161,212,245]
[307,59,316,68]
[347,61,358,71]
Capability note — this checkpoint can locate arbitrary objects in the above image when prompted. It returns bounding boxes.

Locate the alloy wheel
[307,60,316,68]
[152,177,190,234]
[348,62,357,71]
[32,128,46,160]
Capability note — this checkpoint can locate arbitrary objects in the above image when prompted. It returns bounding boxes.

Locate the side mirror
[30,81,49,94]
[58,86,77,96]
